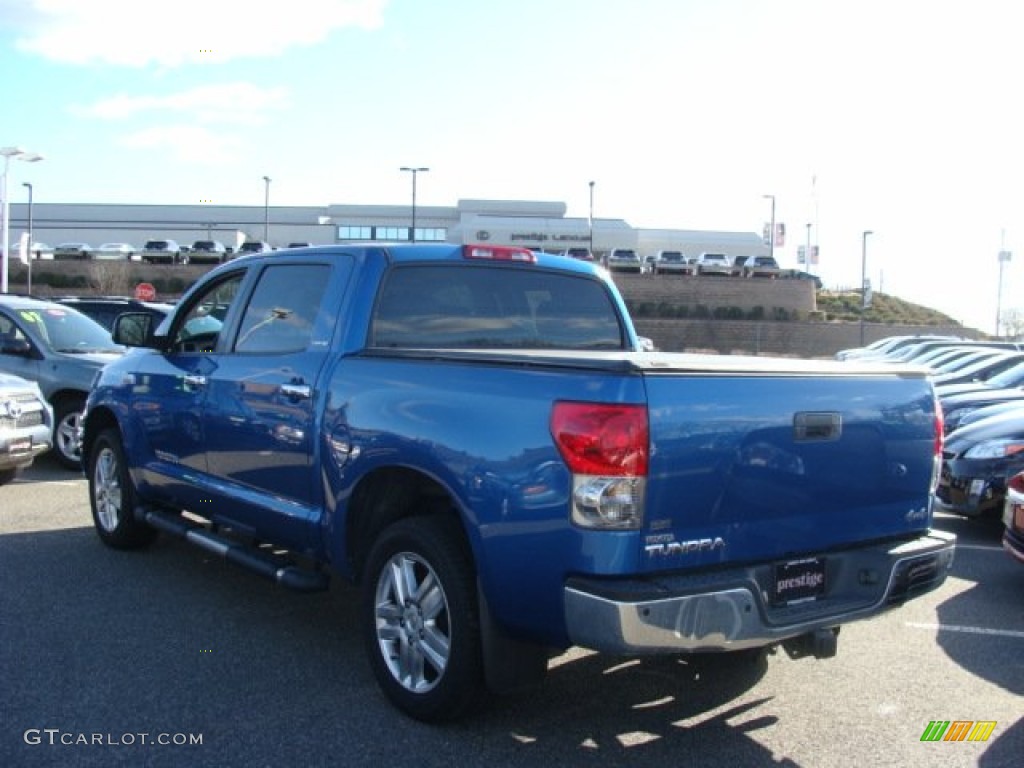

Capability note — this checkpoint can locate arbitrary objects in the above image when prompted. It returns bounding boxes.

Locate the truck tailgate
[640,368,938,573]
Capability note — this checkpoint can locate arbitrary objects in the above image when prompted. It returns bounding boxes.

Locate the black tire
[53,396,86,470]
[362,515,483,722]
[0,468,17,486]
[88,427,157,549]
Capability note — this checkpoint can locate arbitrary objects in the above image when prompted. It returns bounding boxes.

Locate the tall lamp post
[860,230,874,345]
[762,194,776,261]
[2,146,43,293]
[996,247,1012,337]
[262,175,271,243]
[588,180,595,258]
[22,182,33,295]
[400,166,428,242]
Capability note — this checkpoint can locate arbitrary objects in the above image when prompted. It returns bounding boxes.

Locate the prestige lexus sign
[508,233,591,243]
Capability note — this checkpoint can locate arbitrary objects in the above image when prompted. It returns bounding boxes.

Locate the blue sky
[1,0,1021,334]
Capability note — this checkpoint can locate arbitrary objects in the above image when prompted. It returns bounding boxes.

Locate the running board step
[141,508,329,592]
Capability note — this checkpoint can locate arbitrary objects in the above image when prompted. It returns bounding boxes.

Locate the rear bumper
[563,529,956,654]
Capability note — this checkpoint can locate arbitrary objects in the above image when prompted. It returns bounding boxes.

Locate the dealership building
[5,198,769,260]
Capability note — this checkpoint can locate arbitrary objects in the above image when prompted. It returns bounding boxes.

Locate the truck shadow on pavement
[0,525,800,768]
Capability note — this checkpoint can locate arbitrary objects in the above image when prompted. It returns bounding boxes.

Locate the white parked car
[94,243,136,261]
[694,252,732,276]
[653,250,694,275]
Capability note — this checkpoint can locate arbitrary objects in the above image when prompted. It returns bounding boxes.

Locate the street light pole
[860,230,874,345]
[762,194,776,261]
[262,176,271,243]
[996,246,1012,337]
[22,182,33,295]
[588,180,595,258]
[2,146,44,294]
[400,167,429,242]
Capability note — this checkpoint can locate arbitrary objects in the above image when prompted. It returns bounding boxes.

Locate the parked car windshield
[15,306,121,354]
[371,265,625,350]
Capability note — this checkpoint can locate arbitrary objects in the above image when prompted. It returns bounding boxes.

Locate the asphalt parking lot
[1,456,1021,768]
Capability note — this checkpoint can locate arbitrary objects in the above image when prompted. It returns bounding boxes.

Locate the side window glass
[172,273,244,353]
[234,265,331,354]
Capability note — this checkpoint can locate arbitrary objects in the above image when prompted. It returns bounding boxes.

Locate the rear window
[144,241,170,250]
[370,265,625,350]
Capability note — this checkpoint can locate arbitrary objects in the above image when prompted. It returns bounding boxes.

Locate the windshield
[984,360,1024,388]
[17,306,122,354]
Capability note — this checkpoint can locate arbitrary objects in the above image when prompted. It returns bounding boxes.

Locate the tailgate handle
[794,412,841,442]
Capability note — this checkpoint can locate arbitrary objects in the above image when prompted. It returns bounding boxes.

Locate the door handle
[281,383,312,401]
[183,374,207,390]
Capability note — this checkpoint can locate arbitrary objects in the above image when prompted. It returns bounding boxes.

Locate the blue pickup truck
[81,243,956,721]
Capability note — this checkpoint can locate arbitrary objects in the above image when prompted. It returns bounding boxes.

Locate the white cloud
[73,83,289,123]
[118,124,244,165]
[12,0,387,67]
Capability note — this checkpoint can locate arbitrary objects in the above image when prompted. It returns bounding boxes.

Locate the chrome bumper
[564,530,956,654]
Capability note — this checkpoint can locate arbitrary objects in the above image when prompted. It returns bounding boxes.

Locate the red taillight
[934,398,944,457]
[1008,471,1024,495]
[463,244,536,263]
[550,402,649,476]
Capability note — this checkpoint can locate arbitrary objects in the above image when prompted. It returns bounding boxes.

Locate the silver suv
[0,372,53,484]
[141,239,185,265]
[695,252,733,276]
[0,296,123,469]
[189,240,228,264]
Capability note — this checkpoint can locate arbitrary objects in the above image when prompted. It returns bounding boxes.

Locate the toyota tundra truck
[80,243,956,722]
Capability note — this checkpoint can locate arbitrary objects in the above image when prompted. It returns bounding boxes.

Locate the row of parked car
[836,333,1024,563]
[590,248,782,277]
[35,239,315,265]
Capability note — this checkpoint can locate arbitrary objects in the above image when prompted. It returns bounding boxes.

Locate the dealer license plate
[772,557,826,605]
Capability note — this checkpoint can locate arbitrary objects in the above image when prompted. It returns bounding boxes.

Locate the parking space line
[905,622,1024,639]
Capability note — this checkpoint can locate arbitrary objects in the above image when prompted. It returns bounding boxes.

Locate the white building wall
[6,199,772,263]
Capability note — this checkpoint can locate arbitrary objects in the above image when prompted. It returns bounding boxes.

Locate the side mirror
[0,337,33,357]
[112,312,158,348]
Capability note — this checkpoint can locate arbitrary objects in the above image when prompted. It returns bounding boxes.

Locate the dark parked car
[1002,470,1024,563]
[935,408,1024,518]
[940,386,1024,433]
[53,242,94,260]
[53,296,174,332]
